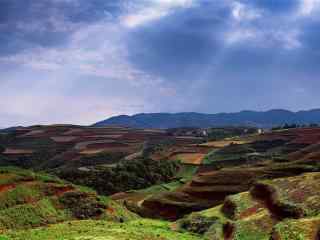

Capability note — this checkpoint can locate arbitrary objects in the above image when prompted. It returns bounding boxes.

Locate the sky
[1,0,320,127]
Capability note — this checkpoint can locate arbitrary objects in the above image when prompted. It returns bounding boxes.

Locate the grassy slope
[176,172,320,240]
[1,219,202,240]
[0,167,202,240]
[0,167,137,230]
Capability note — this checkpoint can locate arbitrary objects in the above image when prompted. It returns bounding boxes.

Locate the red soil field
[86,142,129,149]
[0,184,16,193]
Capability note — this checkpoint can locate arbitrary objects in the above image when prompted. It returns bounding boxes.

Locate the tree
[0,145,5,154]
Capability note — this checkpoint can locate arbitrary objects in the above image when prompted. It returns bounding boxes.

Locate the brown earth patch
[3,148,34,154]
[170,153,205,165]
[0,183,16,193]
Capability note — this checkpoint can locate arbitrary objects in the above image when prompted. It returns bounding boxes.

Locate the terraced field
[0,125,206,170]
[1,126,320,239]
[176,172,320,239]
[134,127,320,220]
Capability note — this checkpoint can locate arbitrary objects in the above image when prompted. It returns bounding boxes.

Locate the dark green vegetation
[272,123,319,130]
[202,139,288,166]
[206,127,258,141]
[203,143,256,164]
[57,157,179,195]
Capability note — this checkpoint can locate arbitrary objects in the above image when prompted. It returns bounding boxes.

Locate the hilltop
[93,109,320,129]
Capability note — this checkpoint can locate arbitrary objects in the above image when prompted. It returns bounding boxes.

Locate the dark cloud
[0,0,122,55]
[127,2,229,81]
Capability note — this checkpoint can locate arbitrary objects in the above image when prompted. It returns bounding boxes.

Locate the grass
[133,163,197,195]
[200,205,227,222]
[254,172,320,218]
[137,181,183,194]
[175,173,320,239]
[0,198,70,230]
[176,164,198,181]
[0,167,139,232]
[0,184,42,209]
[202,145,254,164]
[222,192,264,220]
[98,196,138,222]
[0,167,62,185]
[232,210,274,240]
[200,139,248,148]
[139,165,196,193]
[202,149,219,164]
[0,219,203,240]
[273,216,320,240]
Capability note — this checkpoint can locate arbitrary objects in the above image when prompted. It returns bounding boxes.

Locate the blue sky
[1,0,320,127]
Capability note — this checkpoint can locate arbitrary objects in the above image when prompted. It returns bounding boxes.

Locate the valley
[0,125,320,239]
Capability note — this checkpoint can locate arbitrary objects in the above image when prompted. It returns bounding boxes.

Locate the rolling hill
[94,109,320,129]
[2,124,320,239]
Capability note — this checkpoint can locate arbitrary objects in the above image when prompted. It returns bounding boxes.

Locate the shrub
[177,213,219,234]
[59,191,106,219]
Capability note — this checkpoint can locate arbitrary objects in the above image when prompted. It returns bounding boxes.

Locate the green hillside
[0,167,201,240]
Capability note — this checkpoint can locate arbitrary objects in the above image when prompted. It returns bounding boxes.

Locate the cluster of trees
[77,152,127,167]
[272,123,319,130]
[206,127,258,141]
[142,139,176,158]
[57,157,179,195]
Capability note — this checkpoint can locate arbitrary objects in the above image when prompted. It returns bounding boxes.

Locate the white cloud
[273,29,302,50]
[225,28,258,45]
[225,26,301,50]
[298,0,320,16]
[0,14,178,126]
[121,8,168,28]
[121,0,194,28]
[231,1,262,22]
[1,21,158,86]
[225,1,301,50]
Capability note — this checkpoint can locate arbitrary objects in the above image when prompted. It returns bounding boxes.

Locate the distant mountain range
[93,109,320,129]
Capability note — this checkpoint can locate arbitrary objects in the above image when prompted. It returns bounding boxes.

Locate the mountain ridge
[93,108,320,129]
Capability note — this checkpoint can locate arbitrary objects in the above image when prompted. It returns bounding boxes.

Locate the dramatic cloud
[0,0,320,127]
